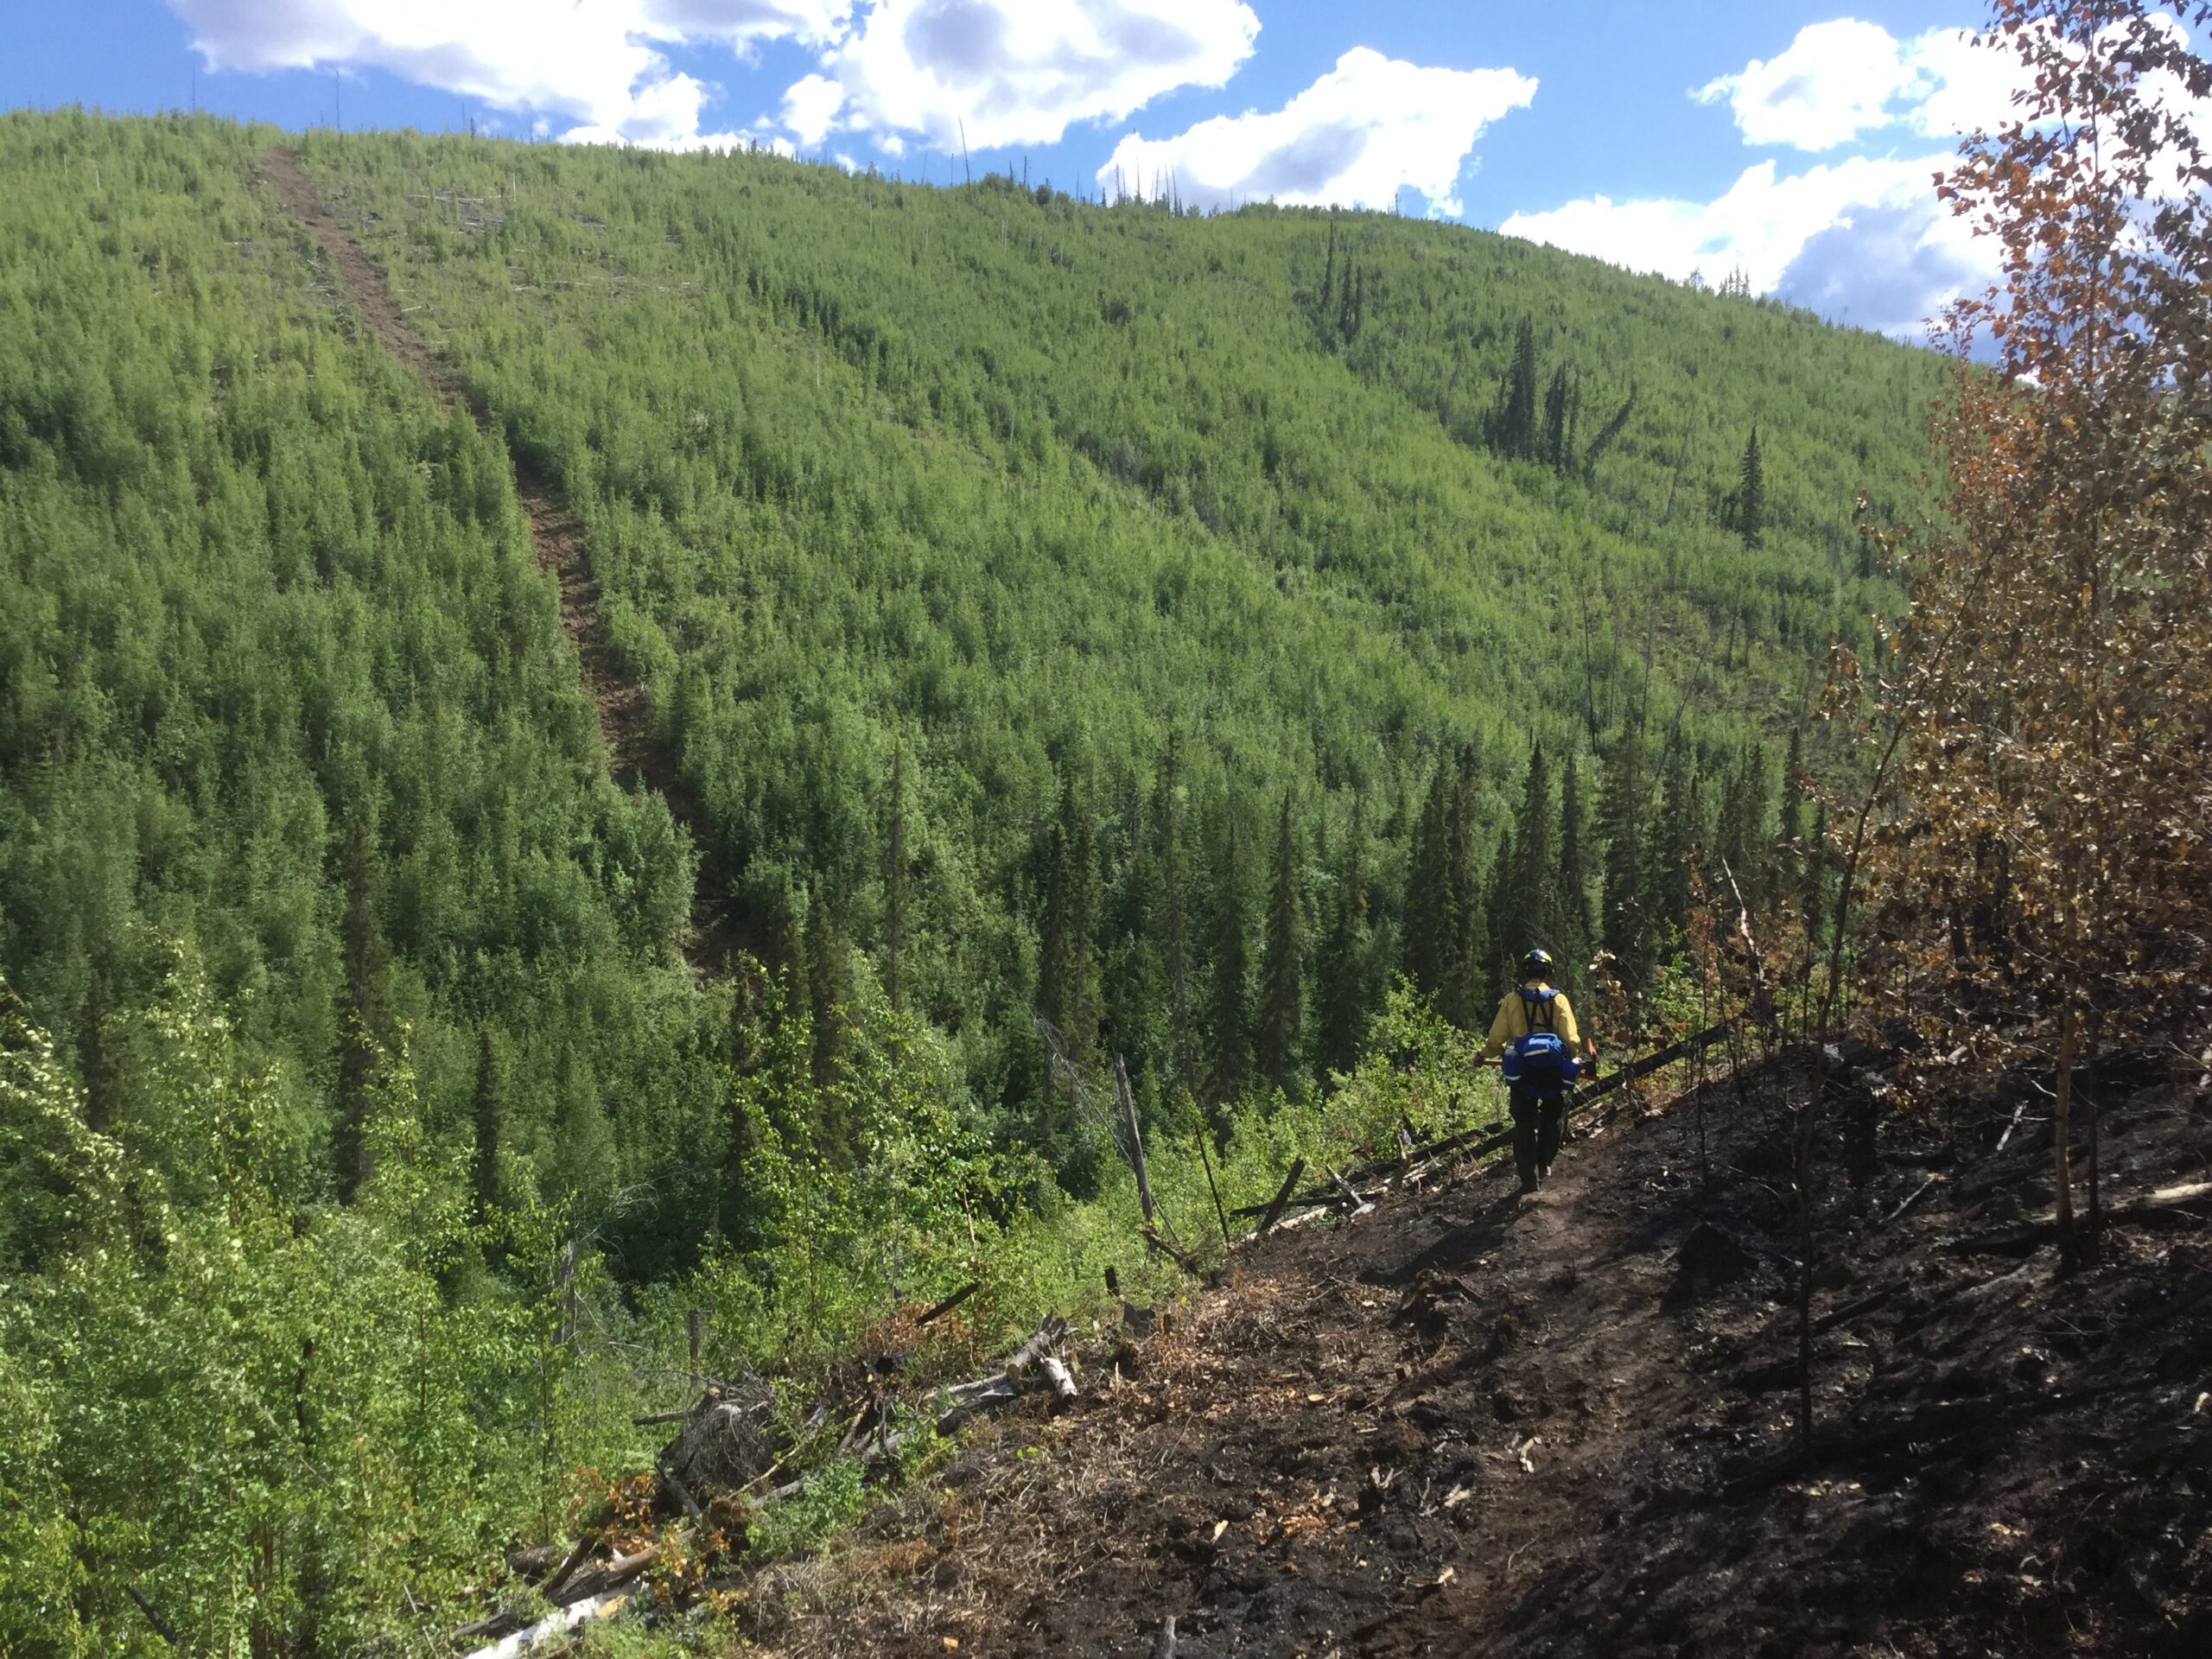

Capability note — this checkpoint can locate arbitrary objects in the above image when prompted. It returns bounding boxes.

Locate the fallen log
[547,1545,657,1605]
[661,1465,703,1523]
[461,1588,629,1659]
[454,1542,658,1646]
[934,1377,1020,1434]
[1039,1356,1079,1400]
[1878,1176,1942,1230]
[1943,1181,2211,1255]
[504,1544,561,1585]
[126,1586,177,1646]
[1141,1222,1201,1271]
[538,1529,598,1600]
[1003,1315,1071,1377]
[1230,1191,1332,1221]
[1812,1281,1904,1336]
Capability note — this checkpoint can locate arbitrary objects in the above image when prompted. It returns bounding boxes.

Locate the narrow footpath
[736,1049,2209,1658]
[260,147,747,975]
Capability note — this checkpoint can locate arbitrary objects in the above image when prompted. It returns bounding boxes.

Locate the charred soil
[736,1047,2211,1657]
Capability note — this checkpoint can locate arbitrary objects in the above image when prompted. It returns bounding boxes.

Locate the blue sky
[3,2,2020,336]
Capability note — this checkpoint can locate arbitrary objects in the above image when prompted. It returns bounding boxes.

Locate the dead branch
[1252,1158,1307,1237]
[918,1281,980,1326]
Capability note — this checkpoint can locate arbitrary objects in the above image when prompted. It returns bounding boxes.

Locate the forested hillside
[0,106,1945,1652]
[300,124,1936,1139]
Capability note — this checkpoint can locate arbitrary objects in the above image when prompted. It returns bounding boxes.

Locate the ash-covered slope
[738,1050,2210,1657]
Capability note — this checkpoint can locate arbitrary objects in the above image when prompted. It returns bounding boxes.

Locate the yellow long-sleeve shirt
[1478,982,1584,1060]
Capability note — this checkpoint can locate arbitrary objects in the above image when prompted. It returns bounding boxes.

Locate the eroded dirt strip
[747,1055,2210,1658]
[261,147,746,975]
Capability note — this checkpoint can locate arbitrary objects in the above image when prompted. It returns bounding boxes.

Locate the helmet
[1520,948,1554,981]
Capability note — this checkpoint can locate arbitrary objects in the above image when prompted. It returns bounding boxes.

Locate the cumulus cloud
[1495,17,2057,340]
[169,0,851,147]
[175,0,1261,154]
[1773,199,1990,334]
[1502,155,1994,338]
[1093,48,1535,215]
[798,0,1259,152]
[1695,17,2026,151]
[1695,19,1922,149]
[779,71,846,145]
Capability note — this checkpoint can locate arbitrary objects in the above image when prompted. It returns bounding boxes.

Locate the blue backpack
[1500,987,1580,1092]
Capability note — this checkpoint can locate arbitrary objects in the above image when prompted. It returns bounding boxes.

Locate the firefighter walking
[1479,948,1599,1193]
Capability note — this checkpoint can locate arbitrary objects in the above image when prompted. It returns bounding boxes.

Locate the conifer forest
[4,6,2207,1643]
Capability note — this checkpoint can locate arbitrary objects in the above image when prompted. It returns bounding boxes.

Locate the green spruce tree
[470,1025,507,1226]
[1154,738,1197,1096]
[1257,792,1304,1096]
[1402,756,1454,1000]
[1542,364,1573,473]
[1639,741,1702,968]
[882,741,908,1011]
[1318,798,1372,1081]
[1599,725,1649,987]
[1735,425,1766,549]
[1442,741,1491,1027]
[1205,807,1252,1105]
[1495,316,1541,460]
[1558,752,1595,972]
[336,816,388,1200]
[1037,778,1102,1070]
[1494,743,1556,969]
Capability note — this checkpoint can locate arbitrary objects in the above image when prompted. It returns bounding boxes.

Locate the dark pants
[1510,1089,1565,1185]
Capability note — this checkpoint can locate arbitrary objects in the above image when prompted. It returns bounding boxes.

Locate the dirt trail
[739,1052,2211,1658]
[260,147,747,975]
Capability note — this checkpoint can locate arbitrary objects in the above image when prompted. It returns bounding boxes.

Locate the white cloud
[802,0,1259,152]
[1502,155,1996,338]
[1696,19,1921,150]
[1900,26,2024,138]
[178,0,1263,155]
[1094,47,1535,216]
[779,71,845,145]
[1696,17,2036,152]
[170,0,851,148]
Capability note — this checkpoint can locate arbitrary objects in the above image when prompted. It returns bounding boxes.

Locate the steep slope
[260,143,751,975]
[290,130,1942,1127]
[732,1054,2211,1658]
[0,113,721,1248]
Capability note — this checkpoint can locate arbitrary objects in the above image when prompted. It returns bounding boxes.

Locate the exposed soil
[259,148,749,976]
[734,1048,2211,1657]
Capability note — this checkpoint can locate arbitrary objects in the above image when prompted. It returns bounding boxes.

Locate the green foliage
[0,111,725,1279]
[0,959,631,1653]
[285,124,1930,1132]
[747,1456,868,1565]
[0,111,1945,1649]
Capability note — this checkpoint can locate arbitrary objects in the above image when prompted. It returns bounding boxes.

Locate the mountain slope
[0,111,1961,1654]
[293,129,1941,1125]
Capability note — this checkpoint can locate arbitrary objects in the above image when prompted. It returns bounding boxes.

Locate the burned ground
[730,1047,2210,1657]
